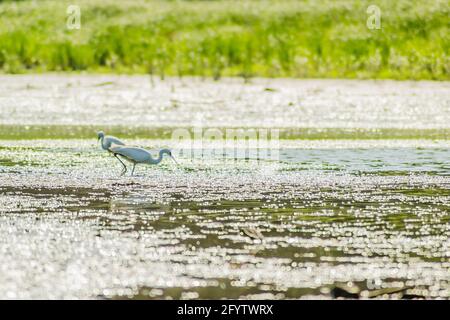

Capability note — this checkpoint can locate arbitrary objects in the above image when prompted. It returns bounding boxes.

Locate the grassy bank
[0,0,448,79]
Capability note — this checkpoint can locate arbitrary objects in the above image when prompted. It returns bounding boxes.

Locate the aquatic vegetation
[0,76,448,140]
[0,76,448,299]
[0,0,448,79]
[0,139,449,299]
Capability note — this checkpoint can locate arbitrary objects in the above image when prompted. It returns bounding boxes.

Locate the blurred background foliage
[0,0,448,79]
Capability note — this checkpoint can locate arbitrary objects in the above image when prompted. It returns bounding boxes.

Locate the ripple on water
[0,139,449,299]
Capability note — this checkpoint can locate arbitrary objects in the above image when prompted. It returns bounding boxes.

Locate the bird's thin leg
[131,163,136,176]
[114,154,127,176]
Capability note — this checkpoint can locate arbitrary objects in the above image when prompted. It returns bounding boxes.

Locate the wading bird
[97,131,125,151]
[109,145,178,176]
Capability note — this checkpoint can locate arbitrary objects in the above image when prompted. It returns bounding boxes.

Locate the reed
[0,0,448,80]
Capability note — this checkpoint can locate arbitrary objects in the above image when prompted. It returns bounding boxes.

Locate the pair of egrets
[97,131,178,176]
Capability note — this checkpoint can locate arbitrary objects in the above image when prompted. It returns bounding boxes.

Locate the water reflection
[0,141,448,299]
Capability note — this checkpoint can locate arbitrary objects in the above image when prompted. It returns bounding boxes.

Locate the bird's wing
[109,142,123,150]
[109,147,150,162]
[106,136,125,148]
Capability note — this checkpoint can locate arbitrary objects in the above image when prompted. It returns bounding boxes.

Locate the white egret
[97,131,125,151]
[109,145,178,176]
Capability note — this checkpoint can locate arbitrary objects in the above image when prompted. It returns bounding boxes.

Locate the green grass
[0,124,448,140]
[0,0,448,79]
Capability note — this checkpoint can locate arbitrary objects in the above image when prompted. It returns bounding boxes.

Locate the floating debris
[330,283,360,299]
[363,286,413,299]
[241,228,264,240]
[331,284,418,299]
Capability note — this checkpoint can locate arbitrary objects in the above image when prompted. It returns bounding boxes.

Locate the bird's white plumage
[102,136,125,150]
[98,131,175,175]
[109,146,152,163]
[97,131,125,151]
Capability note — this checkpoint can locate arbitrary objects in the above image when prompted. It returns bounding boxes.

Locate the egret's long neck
[145,151,164,164]
[99,136,106,149]
[155,151,165,164]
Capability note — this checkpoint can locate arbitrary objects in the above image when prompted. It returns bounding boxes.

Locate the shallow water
[0,139,449,299]
[0,76,449,299]
[0,75,449,129]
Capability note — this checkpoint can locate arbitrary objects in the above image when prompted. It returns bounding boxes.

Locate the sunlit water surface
[0,139,448,299]
[0,76,449,299]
